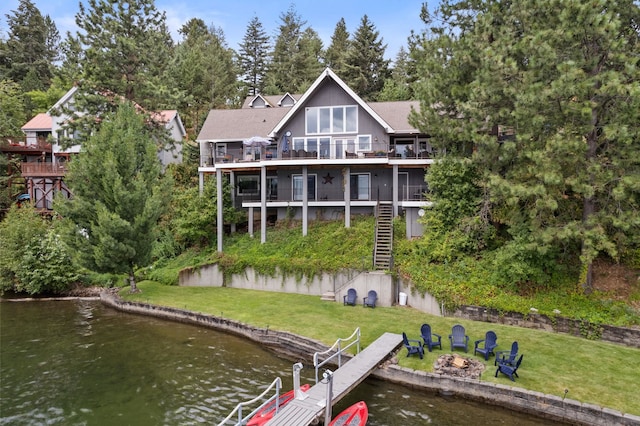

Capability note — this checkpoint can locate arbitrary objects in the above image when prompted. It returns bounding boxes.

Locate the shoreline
[98,292,639,426]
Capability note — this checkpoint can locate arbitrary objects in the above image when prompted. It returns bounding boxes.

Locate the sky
[1,0,429,60]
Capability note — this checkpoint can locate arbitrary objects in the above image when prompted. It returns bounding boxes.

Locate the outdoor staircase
[321,290,336,302]
[373,202,393,270]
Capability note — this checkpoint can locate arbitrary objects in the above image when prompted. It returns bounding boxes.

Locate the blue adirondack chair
[420,323,442,352]
[495,341,519,366]
[448,324,469,353]
[363,290,377,308]
[474,331,498,360]
[402,332,424,359]
[495,354,523,381]
[343,288,357,306]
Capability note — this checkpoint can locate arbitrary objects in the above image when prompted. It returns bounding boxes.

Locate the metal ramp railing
[313,327,361,384]
[216,377,282,426]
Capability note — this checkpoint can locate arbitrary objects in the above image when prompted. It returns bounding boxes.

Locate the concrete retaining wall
[100,293,640,426]
[454,305,640,348]
[178,264,638,348]
[179,264,397,307]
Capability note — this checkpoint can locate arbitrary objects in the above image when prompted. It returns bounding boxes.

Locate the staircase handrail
[313,327,361,383]
[334,271,364,295]
[216,377,282,426]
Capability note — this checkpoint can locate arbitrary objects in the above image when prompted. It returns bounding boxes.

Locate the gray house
[197,68,434,255]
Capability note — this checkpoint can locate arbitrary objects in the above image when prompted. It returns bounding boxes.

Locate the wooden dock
[265,332,403,426]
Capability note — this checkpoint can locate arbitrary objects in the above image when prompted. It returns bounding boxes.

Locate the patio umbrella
[242,136,272,147]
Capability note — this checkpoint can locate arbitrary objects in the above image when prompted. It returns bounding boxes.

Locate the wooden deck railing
[21,162,67,176]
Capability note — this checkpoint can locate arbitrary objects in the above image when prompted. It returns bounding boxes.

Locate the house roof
[241,93,302,109]
[21,113,52,131]
[152,110,187,137]
[197,107,290,142]
[369,101,420,133]
[197,68,423,142]
[50,86,78,112]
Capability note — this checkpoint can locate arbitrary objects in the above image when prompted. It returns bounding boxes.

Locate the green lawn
[122,282,640,416]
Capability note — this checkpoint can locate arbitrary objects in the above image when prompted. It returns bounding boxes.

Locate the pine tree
[411,0,640,291]
[343,15,390,101]
[264,5,323,94]
[325,18,350,78]
[65,0,174,103]
[237,16,271,96]
[2,0,59,90]
[378,47,413,101]
[165,20,239,136]
[0,79,27,136]
[56,102,169,293]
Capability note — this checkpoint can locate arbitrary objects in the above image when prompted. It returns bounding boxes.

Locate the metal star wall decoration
[323,173,334,184]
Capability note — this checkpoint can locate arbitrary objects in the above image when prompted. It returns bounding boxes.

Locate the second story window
[306,106,357,135]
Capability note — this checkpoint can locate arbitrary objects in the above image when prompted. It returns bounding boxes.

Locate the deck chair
[402,332,424,359]
[420,324,442,352]
[343,288,357,306]
[474,331,498,360]
[448,324,470,353]
[495,354,523,381]
[495,341,519,366]
[363,290,377,308]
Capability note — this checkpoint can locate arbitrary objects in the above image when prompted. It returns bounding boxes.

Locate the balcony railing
[237,184,429,203]
[21,162,67,176]
[201,148,436,166]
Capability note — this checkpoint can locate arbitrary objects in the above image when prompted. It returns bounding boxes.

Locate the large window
[350,173,370,200]
[237,176,259,196]
[292,174,317,201]
[357,135,372,152]
[306,106,357,135]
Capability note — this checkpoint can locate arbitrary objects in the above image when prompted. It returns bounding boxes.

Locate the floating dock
[265,332,403,426]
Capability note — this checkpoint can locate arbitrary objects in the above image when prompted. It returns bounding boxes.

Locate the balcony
[201,144,436,166]
[21,162,67,177]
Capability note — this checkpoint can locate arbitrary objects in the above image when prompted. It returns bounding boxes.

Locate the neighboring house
[16,86,186,210]
[197,68,435,253]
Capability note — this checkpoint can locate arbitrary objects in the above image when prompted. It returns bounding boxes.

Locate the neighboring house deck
[197,68,434,252]
[10,87,186,211]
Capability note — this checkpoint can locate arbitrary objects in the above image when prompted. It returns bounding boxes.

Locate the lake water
[0,300,563,425]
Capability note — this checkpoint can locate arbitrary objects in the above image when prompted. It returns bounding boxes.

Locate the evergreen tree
[1,0,59,90]
[264,5,323,94]
[295,27,324,90]
[237,16,271,96]
[343,15,390,101]
[411,0,640,291]
[65,0,174,104]
[56,102,169,293]
[0,79,27,136]
[378,46,413,101]
[55,0,176,148]
[325,18,350,78]
[166,20,239,136]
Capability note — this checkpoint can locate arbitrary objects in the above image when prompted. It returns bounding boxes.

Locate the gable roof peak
[269,67,393,138]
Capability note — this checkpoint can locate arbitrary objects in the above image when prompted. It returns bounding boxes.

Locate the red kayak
[329,401,368,426]
[247,384,310,426]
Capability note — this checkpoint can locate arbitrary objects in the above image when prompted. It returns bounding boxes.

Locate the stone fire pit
[433,354,485,379]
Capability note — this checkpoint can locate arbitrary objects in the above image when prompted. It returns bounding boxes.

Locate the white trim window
[306,105,358,135]
[292,174,317,201]
[357,135,372,152]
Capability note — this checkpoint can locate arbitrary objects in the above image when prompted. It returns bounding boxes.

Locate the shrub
[0,205,48,293]
[15,230,79,294]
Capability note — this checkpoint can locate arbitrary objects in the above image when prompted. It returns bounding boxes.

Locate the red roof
[21,113,52,131]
